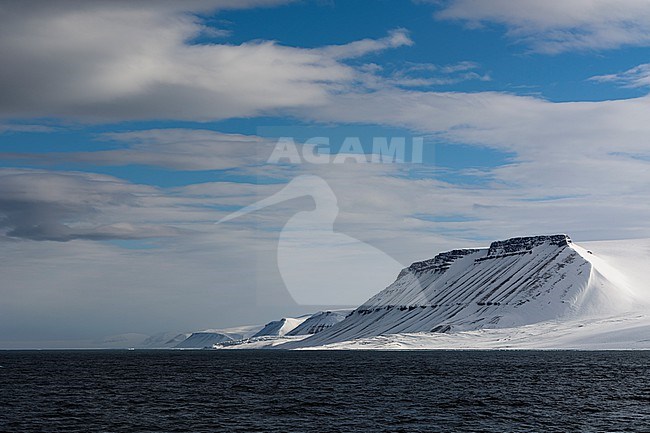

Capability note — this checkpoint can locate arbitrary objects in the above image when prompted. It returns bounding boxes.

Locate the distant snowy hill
[176,324,263,349]
[98,333,150,348]
[248,310,351,340]
[141,332,190,348]
[175,332,234,348]
[252,316,310,338]
[95,325,265,349]
[208,311,350,349]
[286,310,350,336]
[287,235,649,348]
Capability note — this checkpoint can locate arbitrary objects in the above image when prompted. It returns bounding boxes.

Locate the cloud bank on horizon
[1,0,650,344]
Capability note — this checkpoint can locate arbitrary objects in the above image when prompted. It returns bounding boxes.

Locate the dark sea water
[1,350,649,433]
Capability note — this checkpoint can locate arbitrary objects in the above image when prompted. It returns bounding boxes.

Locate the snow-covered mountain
[286,310,350,336]
[141,332,191,348]
[252,316,310,338]
[175,332,234,348]
[208,311,350,349]
[91,235,649,350]
[288,234,647,348]
[176,325,263,348]
[247,310,351,339]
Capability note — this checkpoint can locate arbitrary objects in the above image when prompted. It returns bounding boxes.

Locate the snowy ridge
[173,324,263,349]
[142,332,191,348]
[288,234,644,348]
[211,311,350,349]
[252,316,309,338]
[286,310,350,336]
[175,332,233,348]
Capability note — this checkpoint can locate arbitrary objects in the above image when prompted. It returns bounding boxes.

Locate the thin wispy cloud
[590,63,650,88]
[318,28,413,59]
[65,129,275,171]
[434,0,650,53]
[386,61,491,88]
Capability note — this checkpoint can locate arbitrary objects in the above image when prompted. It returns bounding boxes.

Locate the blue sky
[2,0,648,186]
[3,0,650,346]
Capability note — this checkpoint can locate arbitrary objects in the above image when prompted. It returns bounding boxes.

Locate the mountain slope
[175,324,263,348]
[308,314,650,350]
[289,235,643,348]
[252,316,309,338]
[141,332,190,348]
[175,332,233,348]
[286,310,350,336]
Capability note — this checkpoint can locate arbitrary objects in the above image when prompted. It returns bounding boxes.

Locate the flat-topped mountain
[289,234,642,347]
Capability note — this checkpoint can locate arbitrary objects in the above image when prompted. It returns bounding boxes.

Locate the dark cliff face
[401,249,482,277]
[400,235,571,278]
[486,234,571,257]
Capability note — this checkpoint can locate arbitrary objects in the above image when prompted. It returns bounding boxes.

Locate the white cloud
[0,168,214,242]
[319,28,413,59]
[7,88,650,245]
[289,86,650,240]
[64,129,276,170]
[590,63,650,88]
[378,61,491,88]
[0,1,409,121]
[435,0,650,53]
[303,88,650,156]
